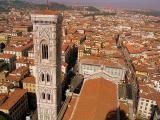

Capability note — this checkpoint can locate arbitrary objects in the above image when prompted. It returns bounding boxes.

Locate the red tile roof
[139,84,160,106]
[11,66,29,75]
[0,89,27,110]
[6,75,21,82]
[4,41,33,52]
[71,78,118,120]
[125,44,146,54]
[0,54,15,59]
[80,55,126,69]
[23,76,35,84]
[16,57,34,66]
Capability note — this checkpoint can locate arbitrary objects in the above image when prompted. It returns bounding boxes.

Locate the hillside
[0,0,69,11]
[127,10,160,17]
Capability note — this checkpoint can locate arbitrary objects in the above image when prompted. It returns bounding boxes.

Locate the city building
[23,76,36,93]
[153,80,160,92]
[0,82,14,94]
[79,56,127,83]
[137,84,160,119]
[6,66,30,87]
[0,60,7,72]
[152,106,160,120]
[16,57,35,75]
[13,24,32,33]
[0,71,8,83]
[3,40,33,58]
[0,33,9,45]
[0,53,16,71]
[61,44,71,63]
[0,89,28,120]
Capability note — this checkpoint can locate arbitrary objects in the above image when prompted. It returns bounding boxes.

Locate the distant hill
[137,10,160,17]
[0,0,70,11]
[0,0,100,12]
[127,10,160,17]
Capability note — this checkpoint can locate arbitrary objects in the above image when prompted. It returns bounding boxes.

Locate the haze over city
[28,0,160,10]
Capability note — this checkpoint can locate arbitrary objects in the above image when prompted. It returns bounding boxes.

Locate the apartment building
[0,89,29,120]
[23,76,35,93]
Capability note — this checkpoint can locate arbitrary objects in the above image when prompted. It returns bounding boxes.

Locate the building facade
[23,76,36,93]
[153,80,160,92]
[137,85,160,119]
[79,56,127,83]
[0,89,28,120]
[31,10,62,120]
[137,97,157,119]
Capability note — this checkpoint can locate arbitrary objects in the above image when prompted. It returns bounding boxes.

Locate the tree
[0,111,10,120]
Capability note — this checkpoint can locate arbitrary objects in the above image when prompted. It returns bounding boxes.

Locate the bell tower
[31,10,62,120]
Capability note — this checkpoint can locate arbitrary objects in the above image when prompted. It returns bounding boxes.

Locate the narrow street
[118,35,139,115]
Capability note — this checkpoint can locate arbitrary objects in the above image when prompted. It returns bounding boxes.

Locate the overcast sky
[33,0,160,10]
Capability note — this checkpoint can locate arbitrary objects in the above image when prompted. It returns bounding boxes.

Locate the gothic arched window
[42,44,48,59]
[47,94,50,100]
[47,74,50,82]
[41,73,44,81]
[42,93,45,99]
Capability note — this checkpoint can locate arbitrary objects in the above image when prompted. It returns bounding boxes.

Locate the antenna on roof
[46,0,49,10]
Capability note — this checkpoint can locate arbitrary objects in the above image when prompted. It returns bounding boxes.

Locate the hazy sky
[44,0,160,10]
[30,0,160,10]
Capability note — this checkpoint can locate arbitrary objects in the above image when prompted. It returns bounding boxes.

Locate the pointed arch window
[41,73,44,82]
[42,93,45,99]
[42,44,48,59]
[47,94,50,100]
[47,74,50,82]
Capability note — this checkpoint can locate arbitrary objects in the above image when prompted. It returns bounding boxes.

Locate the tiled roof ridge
[93,78,106,120]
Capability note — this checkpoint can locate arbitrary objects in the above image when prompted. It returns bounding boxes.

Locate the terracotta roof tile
[71,78,118,120]
[4,41,33,52]
[0,89,27,110]
[6,75,21,82]
[23,76,35,84]
[0,54,15,59]
[139,84,160,106]
[80,55,126,69]
[16,57,34,66]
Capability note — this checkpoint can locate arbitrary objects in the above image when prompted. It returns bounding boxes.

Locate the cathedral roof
[70,78,118,120]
